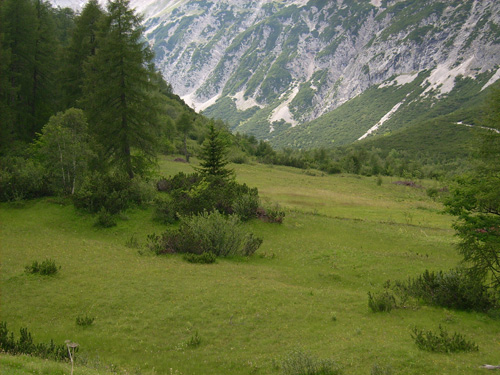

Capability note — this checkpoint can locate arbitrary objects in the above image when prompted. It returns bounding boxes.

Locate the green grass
[1,158,500,374]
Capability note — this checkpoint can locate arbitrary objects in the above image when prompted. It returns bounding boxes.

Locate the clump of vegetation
[257,203,286,224]
[371,363,393,375]
[25,259,59,276]
[183,252,217,264]
[0,157,50,202]
[75,314,95,327]
[368,291,397,312]
[154,173,260,222]
[148,210,263,257]
[393,268,496,311]
[280,350,342,375]
[0,322,67,361]
[186,331,201,348]
[411,325,479,353]
[73,172,154,215]
[93,208,117,228]
[125,234,140,248]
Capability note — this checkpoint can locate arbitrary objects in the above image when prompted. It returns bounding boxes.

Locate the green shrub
[186,331,201,348]
[396,268,495,311]
[94,208,117,228]
[152,196,177,224]
[257,203,286,223]
[233,192,260,221]
[125,234,140,249]
[155,173,259,220]
[76,314,95,327]
[0,322,67,361]
[280,350,342,375]
[73,172,153,214]
[25,259,59,276]
[0,157,50,201]
[368,291,396,312]
[183,252,217,264]
[152,211,263,257]
[411,325,479,353]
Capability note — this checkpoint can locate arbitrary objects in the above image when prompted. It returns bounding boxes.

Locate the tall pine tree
[64,0,102,108]
[1,0,37,143]
[31,0,60,136]
[81,0,163,178]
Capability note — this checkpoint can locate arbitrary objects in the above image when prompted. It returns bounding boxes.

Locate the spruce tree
[64,0,103,108]
[31,0,60,136]
[197,121,233,179]
[81,0,163,178]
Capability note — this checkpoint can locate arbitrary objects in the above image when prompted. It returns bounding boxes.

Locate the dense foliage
[444,86,500,289]
[147,210,262,257]
[0,0,200,214]
[0,322,67,361]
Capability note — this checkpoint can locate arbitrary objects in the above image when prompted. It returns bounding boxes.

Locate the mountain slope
[140,0,500,146]
[51,0,500,149]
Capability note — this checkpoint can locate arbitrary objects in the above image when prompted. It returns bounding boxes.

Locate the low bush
[183,252,217,264]
[73,172,153,214]
[280,350,342,375]
[0,156,50,201]
[186,331,201,348]
[25,259,59,276]
[76,314,95,327]
[152,196,177,224]
[395,268,496,311]
[0,322,67,361]
[411,325,479,353]
[368,291,396,312]
[94,208,117,228]
[154,173,260,221]
[233,192,260,221]
[150,211,263,257]
[257,203,286,224]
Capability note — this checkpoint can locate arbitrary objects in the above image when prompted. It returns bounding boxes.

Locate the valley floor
[1,158,499,374]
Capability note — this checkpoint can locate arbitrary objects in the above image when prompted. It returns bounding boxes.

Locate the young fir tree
[81,0,163,179]
[197,121,233,179]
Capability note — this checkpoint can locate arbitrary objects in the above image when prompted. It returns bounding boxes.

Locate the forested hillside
[0,0,215,201]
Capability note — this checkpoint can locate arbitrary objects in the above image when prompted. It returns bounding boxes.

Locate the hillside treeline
[235,133,468,180]
[0,0,207,201]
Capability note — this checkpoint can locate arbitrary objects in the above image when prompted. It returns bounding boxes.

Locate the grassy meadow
[1,157,499,374]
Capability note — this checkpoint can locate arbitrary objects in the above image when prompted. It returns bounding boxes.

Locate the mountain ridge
[50,0,500,149]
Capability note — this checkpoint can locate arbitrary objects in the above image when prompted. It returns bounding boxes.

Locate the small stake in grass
[65,340,79,375]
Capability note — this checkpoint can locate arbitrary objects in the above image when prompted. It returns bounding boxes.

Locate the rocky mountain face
[55,0,500,148]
